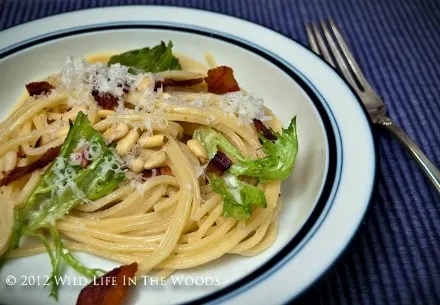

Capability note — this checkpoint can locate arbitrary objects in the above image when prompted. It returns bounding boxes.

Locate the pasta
[0,41,298,301]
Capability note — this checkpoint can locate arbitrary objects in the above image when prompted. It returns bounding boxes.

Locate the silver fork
[305,20,440,194]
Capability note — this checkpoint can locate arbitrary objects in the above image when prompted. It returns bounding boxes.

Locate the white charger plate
[0,6,376,305]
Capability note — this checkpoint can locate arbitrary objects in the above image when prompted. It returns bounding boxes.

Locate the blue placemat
[1,1,439,304]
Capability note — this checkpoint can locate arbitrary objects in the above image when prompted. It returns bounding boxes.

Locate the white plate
[0,6,376,305]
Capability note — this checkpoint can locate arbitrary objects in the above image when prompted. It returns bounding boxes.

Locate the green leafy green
[209,174,266,220]
[194,126,246,161]
[194,117,298,181]
[2,112,124,299]
[108,41,182,73]
[230,117,298,180]
[194,116,298,220]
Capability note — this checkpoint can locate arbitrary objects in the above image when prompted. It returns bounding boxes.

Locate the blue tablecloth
[1,1,439,304]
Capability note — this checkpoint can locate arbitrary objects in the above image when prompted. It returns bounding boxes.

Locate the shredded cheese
[219,92,271,125]
[59,56,144,105]
[57,56,270,128]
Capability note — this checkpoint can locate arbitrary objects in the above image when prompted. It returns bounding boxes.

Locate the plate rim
[0,6,378,305]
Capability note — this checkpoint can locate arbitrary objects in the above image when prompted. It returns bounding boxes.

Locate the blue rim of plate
[0,19,375,305]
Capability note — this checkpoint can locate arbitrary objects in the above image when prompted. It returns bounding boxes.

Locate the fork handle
[376,116,440,194]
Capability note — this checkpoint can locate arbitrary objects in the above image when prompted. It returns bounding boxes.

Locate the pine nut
[4,151,18,172]
[130,158,145,173]
[116,129,140,157]
[138,134,165,148]
[144,151,166,169]
[187,139,208,162]
[103,123,129,143]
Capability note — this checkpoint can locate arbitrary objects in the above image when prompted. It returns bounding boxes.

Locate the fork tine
[320,21,360,92]
[310,23,336,68]
[305,24,320,55]
[329,19,369,87]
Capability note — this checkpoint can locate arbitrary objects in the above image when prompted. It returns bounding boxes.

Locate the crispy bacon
[204,66,240,94]
[207,151,232,176]
[154,78,204,90]
[92,90,119,110]
[25,81,54,96]
[141,166,173,179]
[0,146,61,187]
[76,262,138,305]
[253,119,277,141]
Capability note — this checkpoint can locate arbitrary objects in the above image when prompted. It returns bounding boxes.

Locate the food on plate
[76,262,138,305]
[0,41,298,302]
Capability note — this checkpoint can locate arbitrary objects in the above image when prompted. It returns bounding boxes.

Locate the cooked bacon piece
[76,262,138,305]
[207,151,232,176]
[154,78,204,90]
[253,119,277,141]
[92,90,119,110]
[0,146,61,187]
[141,166,173,179]
[204,66,240,94]
[25,81,54,96]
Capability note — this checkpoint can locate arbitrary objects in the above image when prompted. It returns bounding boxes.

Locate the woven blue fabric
[1,1,439,304]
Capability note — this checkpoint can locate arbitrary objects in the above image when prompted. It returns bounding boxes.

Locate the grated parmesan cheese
[220,92,271,125]
[189,97,204,108]
[57,56,270,128]
[59,56,144,105]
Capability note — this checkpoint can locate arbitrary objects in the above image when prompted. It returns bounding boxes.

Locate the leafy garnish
[230,117,298,180]
[108,41,181,73]
[194,117,298,181]
[209,174,266,220]
[2,112,125,299]
[194,126,245,161]
[194,117,298,220]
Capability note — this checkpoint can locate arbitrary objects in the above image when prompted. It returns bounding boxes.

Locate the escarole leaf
[209,174,266,220]
[4,112,124,300]
[194,117,298,220]
[20,112,125,231]
[108,41,182,73]
[193,126,246,162]
[230,117,298,180]
[195,117,298,181]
